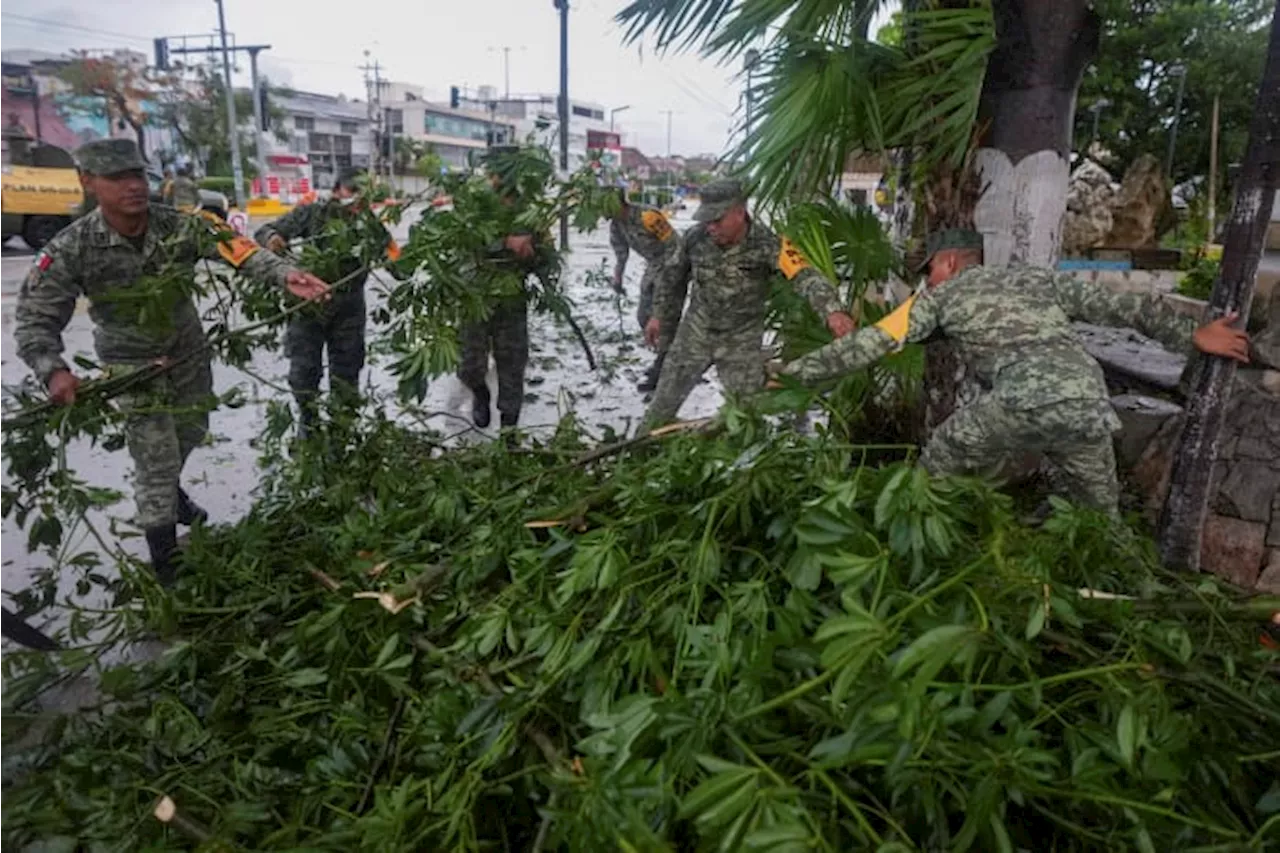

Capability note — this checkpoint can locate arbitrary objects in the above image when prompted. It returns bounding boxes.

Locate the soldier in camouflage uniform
[776,228,1251,514]
[15,139,330,584]
[458,148,552,430]
[168,164,201,212]
[643,178,857,427]
[255,169,400,436]
[608,189,682,391]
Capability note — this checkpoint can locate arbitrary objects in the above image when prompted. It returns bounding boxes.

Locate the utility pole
[160,37,271,190]
[214,0,245,207]
[248,46,267,190]
[489,45,525,99]
[663,109,674,158]
[1157,1,1279,571]
[361,52,384,179]
[1208,92,1220,243]
[610,104,630,131]
[555,0,570,250]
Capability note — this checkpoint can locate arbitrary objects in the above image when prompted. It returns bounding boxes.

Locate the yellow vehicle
[1,137,82,249]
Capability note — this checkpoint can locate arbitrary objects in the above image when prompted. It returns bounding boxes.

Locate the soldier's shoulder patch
[34,250,54,273]
[777,238,811,280]
[874,294,917,346]
[640,209,674,241]
[217,235,260,268]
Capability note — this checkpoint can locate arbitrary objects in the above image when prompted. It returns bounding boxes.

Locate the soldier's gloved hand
[1193,312,1251,363]
[47,369,80,406]
[644,317,661,348]
[612,269,625,294]
[504,235,535,260]
[266,234,287,254]
[825,311,857,338]
[286,270,332,302]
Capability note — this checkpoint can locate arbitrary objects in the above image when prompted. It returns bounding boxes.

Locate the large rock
[1104,154,1172,250]
[1061,159,1115,256]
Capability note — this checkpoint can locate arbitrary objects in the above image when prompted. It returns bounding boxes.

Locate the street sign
[227,209,249,236]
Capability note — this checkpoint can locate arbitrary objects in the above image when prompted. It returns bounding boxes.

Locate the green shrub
[1177,256,1219,300]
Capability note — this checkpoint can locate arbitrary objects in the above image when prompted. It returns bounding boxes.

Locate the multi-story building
[264,89,373,196]
[454,87,612,171]
[381,81,515,170]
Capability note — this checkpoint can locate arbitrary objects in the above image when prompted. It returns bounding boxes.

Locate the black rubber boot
[637,352,666,393]
[176,488,208,527]
[499,412,519,447]
[472,386,492,429]
[145,524,181,587]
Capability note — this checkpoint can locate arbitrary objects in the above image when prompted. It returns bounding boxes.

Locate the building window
[592,109,604,120]
[334,135,352,155]
[572,105,593,118]
[339,121,359,134]
[385,109,404,135]
[295,116,315,131]
[309,132,333,153]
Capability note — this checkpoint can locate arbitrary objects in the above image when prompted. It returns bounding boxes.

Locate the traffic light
[154,38,169,70]
[450,86,460,109]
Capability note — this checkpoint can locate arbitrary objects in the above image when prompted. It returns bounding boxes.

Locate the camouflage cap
[693,178,746,222]
[75,138,147,176]
[916,228,983,272]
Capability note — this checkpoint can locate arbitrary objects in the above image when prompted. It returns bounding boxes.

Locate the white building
[454,87,612,171]
[261,90,374,197]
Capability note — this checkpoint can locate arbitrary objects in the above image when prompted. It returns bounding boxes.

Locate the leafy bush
[1178,256,1219,300]
[3,410,1276,851]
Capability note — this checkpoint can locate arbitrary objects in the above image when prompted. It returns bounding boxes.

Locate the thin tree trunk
[1157,2,1280,572]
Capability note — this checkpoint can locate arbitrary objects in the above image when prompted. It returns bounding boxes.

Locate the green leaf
[892,624,972,679]
[1025,603,1047,640]
[285,668,328,688]
[1117,703,1141,767]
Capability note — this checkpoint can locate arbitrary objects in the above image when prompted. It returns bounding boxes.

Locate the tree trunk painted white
[973,148,1070,268]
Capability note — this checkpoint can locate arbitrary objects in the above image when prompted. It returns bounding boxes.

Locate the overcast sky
[1,0,764,157]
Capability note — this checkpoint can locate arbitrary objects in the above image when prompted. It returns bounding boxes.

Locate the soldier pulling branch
[643,178,857,428]
[772,228,1251,515]
[13,138,331,585]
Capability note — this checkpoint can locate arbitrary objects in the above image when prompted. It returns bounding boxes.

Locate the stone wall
[1124,370,1280,592]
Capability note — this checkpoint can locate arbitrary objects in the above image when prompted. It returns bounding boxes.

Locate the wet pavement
[0,210,725,641]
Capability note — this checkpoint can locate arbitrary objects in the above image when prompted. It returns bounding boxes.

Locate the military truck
[2,134,229,249]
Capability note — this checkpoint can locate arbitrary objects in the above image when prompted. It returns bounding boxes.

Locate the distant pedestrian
[168,164,201,212]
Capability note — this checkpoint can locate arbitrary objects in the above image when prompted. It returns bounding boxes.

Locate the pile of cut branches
[4,408,1277,851]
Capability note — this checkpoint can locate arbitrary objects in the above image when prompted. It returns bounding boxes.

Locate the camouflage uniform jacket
[654,218,843,332]
[781,265,1199,409]
[255,198,396,288]
[609,204,679,276]
[16,205,293,381]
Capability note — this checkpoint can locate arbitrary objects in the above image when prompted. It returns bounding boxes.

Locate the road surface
[0,212,725,642]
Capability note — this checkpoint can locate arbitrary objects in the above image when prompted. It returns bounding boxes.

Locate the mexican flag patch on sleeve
[35,251,53,272]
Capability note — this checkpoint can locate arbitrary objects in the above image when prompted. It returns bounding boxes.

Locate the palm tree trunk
[973,0,1100,267]
[924,0,1100,433]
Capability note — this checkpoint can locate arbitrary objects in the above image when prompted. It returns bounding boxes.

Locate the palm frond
[739,37,897,207]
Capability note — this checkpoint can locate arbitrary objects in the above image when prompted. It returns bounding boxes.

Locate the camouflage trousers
[637,263,680,358]
[286,286,366,425]
[458,298,529,422]
[644,314,764,427]
[112,346,214,530]
[921,394,1123,514]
